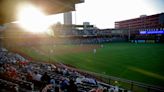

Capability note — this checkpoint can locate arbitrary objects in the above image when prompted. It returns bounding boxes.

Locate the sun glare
[17,4,52,33]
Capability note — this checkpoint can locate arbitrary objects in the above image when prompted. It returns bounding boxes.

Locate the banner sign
[140,30,164,34]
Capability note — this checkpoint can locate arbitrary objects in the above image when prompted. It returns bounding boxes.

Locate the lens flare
[17,4,52,33]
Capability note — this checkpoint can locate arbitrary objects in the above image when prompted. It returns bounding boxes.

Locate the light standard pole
[128,25,131,42]
[49,32,52,63]
[48,27,54,64]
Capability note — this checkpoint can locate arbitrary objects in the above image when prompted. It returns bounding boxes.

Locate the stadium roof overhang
[0,0,84,24]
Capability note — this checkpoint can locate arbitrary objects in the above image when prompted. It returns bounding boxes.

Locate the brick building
[115,13,164,42]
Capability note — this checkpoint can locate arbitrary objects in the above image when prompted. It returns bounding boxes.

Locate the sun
[17,4,52,33]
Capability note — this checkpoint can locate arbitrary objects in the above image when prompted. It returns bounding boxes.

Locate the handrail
[82,70,164,92]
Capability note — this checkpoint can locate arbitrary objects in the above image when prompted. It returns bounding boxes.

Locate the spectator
[50,78,56,87]
[55,79,61,92]
[96,88,104,92]
[10,68,17,79]
[26,71,33,81]
[103,88,108,92]
[41,72,50,84]
[89,88,97,92]
[60,77,69,91]
[4,69,11,77]
[75,76,82,84]
[114,86,119,92]
[62,68,68,76]
[67,79,78,92]
[33,71,42,81]
[50,64,56,71]
[71,70,78,78]
[108,87,115,92]
[0,66,5,73]
[41,84,53,92]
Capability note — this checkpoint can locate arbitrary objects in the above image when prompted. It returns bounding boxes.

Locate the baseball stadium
[0,0,164,92]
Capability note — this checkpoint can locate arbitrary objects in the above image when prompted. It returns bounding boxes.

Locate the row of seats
[0,79,19,92]
[0,47,129,92]
[0,74,33,90]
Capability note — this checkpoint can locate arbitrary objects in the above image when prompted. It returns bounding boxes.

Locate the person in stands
[67,79,78,92]
[26,71,33,81]
[60,77,69,91]
[41,72,50,84]
[33,71,42,81]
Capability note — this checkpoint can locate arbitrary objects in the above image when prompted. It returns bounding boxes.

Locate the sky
[27,0,164,29]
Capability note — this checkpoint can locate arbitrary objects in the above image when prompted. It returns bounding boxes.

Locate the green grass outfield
[14,43,164,87]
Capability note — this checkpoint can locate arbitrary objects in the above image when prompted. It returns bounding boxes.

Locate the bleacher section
[0,47,128,92]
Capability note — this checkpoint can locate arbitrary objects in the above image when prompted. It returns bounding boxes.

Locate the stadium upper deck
[0,0,84,24]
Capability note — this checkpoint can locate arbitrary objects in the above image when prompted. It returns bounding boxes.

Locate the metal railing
[57,63,164,92]
[83,70,164,92]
